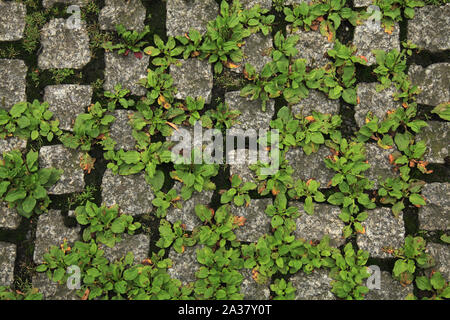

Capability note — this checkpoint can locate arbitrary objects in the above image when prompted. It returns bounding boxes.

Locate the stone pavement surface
[0,0,448,301]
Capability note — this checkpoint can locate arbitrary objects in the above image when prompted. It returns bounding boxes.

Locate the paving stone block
[32,272,79,300]
[0,59,27,110]
[240,269,271,300]
[99,0,146,31]
[166,182,213,231]
[167,245,202,285]
[354,20,400,65]
[241,0,272,10]
[166,0,219,37]
[39,145,85,195]
[0,136,27,159]
[231,198,272,243]
[415,121,449,164]
[101,233,150,264]
[292,90,340,117]
[290,269,335,300]
[43,85,93,132]
[425,243,450,280]
[407,4,450,52]
[365,143,399,189]
[38,18,91,70]
[357,207,405,259]
[290,202,345,247]
[33,209,81,264]
[0,202,21,230]
[418,183,449,231]
[365,270,413,300]
[285,146,335,186]
[228,149,259,184]
[108,110,136,151]
[225,91,275,138]
[170,58,213,103]
[101,169,154,216]
[408,63,450,106]
[232,33,273,74]
[0,242,16,286]
[353,0,373,7]
[290,27,333,68]
[104,52,149,96]
[355,83,400,128]
[0,1,26,41]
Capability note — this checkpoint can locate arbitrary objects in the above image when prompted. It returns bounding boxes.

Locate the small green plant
[0,286,42,300]
[378,177,425,216]
[104,84,135,111]
[329,243,371,300]
[0,149,62,218]
[220,175,257,207]
[138,67,177,107]
[203,101,241,130]
[287,178,326,215]
[103,24,150,57]
[388,235,435,285]
[0,100,62,142]
[74,201,142,248]
[144,34,184,69]
[375,0,424,32]
[270,279,296,300]
[60,102,116,151]
[415,272,450,300]
[151,188,181,218]
[49,68,74,84]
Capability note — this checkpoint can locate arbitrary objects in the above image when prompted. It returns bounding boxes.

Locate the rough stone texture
[38,18,91,70]
[231,199,272,243]
[354,20,400,65]
[0,59,27,110]
[32,272,79,300]
[0,2,26,41]
[353,0,373,7]
[228,149,259,184]
[0,136,27,159]
[0,242,16,286]
[357,207,405,259]
[33,210,81,264]
[39,145,85,195]
[407,4,450,52]
[43,85,93,131]
[0,202,21,230]
[290,202,345,247]
[101,169,154,216]
[365,143,399,189]
[408,63,450,106]
[240,269,270,300]
[292,90,340,117]
[99,0,146,31]
[365,271,413,300]
[418,183,449,231]
[225,91,275,138]
[425,243,450,280]
[290,269,335,300]
[43,0,88,8]
[285,0,313,7]
[104,52,149,96]
[170,58,213,103]
[167,245,201,285]
[108,110,136,151]
[166,0,219,37]
[285,146,334,186]
[166,182,214,231]
[241,0,272,10]
[101,233,150,264]
[232,33,273,74]
[415,121,449,164]
[290,28,333,68]
[355,83,400,128]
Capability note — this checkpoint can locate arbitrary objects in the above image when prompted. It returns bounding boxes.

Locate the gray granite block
[365,143,399,189]
[99,0,146,31]
[167,245,202,285]
[408,63,450,107]
[33,210,81,264]
[290,269,335,300]
[0,1,26,41]
[38,19,91,69]
[292,90,340,117]
[39,145,85,195]
[365,270,413,300]
[232,198,272,243]
[425,243,450,280]
[0,59,27,110]
[415,121,449,164]
[108,110,136,151]
[418,183,449,231]
[240,269,271,300]
[101,233,150,264]
[44,85,93,132]
[0,242,16,286]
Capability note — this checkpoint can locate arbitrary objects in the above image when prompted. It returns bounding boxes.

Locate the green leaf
[416,276,432,291]
[111,220,126,234]
[22,196,36,214]
[5,189,27,202]
[409,194,426,206]
[430,272,445,290]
